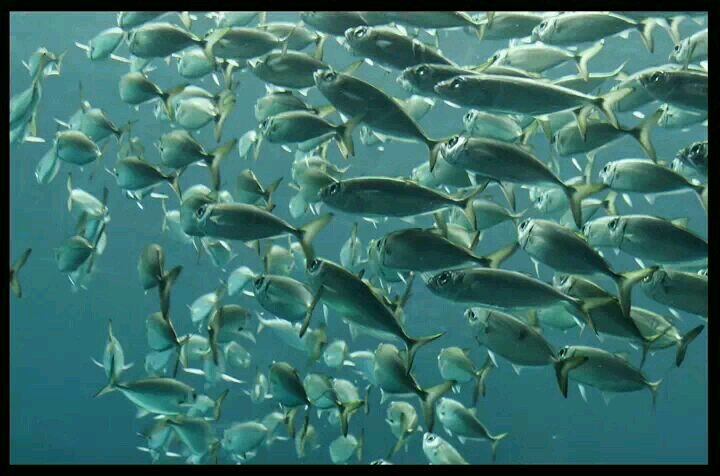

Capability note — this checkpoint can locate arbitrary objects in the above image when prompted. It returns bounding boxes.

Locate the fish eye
[650,71,665,83]
[691,144,702,154]
[463,111,472,122]
[196,205,206,218]
[192,391,197,400]
[376,239,383,250]
[601,164,610,174]
[323,71,337,82]
[254,276,265,289]
[490,54,499,63]
[354,26,368,38]
[437,271,451,286]
[559,275,569,286]
[308,259,320,272]
[448,135,460,148]
[519,219,529,231]
[417,65,429,77]
[327,183,339,195]
[608,217,619,231]
[450,77,463,90]
[467,309,476,321]
[427,435,435,442]
[539,20,547,29]
[559,347,566,357]
[550,134,556,144]
[673,44,681,52]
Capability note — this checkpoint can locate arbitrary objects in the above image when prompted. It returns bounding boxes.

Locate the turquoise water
[10,12,707,464]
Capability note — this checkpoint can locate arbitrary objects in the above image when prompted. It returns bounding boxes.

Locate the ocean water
[10,12,708,464]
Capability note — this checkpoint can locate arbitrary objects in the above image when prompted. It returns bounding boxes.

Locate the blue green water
[10,12,707,464]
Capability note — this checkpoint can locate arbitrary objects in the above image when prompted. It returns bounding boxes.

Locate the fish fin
[295,213,333,264]
[511,364,523,376]
[590,87,633,130]
[578,383,588,403]
[208,138,238,191]
[338,400,364,438]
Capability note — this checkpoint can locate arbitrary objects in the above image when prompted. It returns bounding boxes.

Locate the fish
[638,69,707,113]
[669,28,707,67]
[485,40,604,80]
[257,110,362,160]
[182,197,332,263]
[9,248,31,298]
[94,376,197,417]
[137,243,183,318]
[329,432,363,464]
[532,12,657,52]
[437,347,495,404]
[373,343,454,433]
[426,267,611,333]
[553,345,662,409]
[439,135,605,228]
[374,227,518,272]
[434,74,630,138]
[314,69,450,169]
[75,27,126,61]
[221,421,269,462]
[422,432,468,465]
[517,218,656,317]
[385,401,422,457]
[582,215,707,267]
[435,397,508,461]
[158,130,236,192]
[305,257,444,371]
[640,268,708,319]
[318,176,481,228]
[344,25,454,71]
[249,48,330,90]
[674,140,707,179]
[599,159,706,209]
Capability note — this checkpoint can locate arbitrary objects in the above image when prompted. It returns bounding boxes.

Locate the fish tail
[603,191,619,216]
[201,27,230,70]
[206,138,237,192]
[563,182,608,229]
[159,265,183,319]
[334,114,364,159]
[694,184,708,213]
[387,432,407,459]
[479,241,519,269]
[284,406,302,439]
[167,168,184,200]
[668,16,685,44]
[263,177,284,210]
[427,137,450,173]
[212,388,230,421]
[406,331,445,373]
[613,267,657,319]
[357,427,365,463]
[575,39,604,81]
[489,432,509,462]
[66,173,74,213]
[295,213,333,264]
[553,355,589,398]
[159,83,189,122]
[214,89,237,143]
[418,380,454,433]
[115,119,138,145]
[676,324,705,367]
[10,247,31,298]
[455,185,486,231]
[590,86,634,131]
[638,18,658,53]
[648,378,662,411]
[473,353,496,406]
[338,399,364,437]
[628,108,662,162]
[571,295,614,336]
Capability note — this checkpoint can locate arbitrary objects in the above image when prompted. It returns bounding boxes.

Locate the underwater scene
[9,11,708,464]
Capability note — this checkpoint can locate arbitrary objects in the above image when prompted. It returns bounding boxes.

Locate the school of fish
[10,11,708,465]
